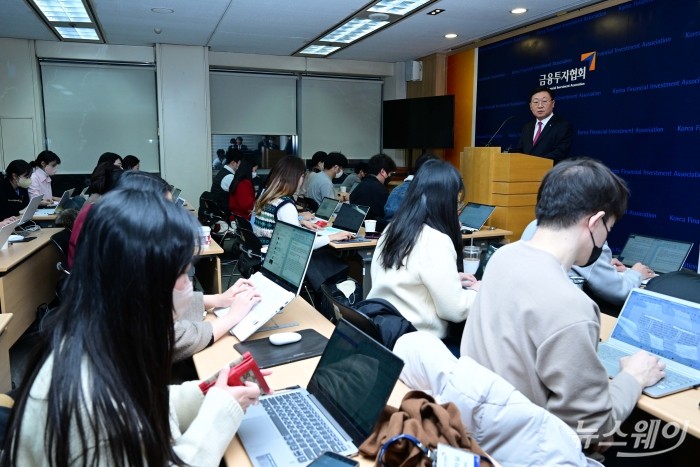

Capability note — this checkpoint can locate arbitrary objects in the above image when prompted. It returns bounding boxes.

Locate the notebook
[617,234,693,274]
[228,221,316,341]
[238,319,404,466]
[314,197,340,221]
[35,188,74,215]
[319,203,369,236]
[597,288,700,398]
[0,220,21,250]
[459,202,496,233]
[17,195,42,225]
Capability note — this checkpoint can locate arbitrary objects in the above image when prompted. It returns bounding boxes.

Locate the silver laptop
[35,188,74,215]
[598,288,700,398]
[238,319,404,466]
[0,220,21,249]
[171,187,182,201]
[318,203,369,236]
[459,202,496,233]
[314,197,340,222]
[228,221,316,341]
[17,195,43,224]
[618,234,693,274]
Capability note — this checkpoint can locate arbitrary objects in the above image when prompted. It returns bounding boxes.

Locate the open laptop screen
[459,202,496,230]
[315,197,340,220]
[261,221,315,294]
[308,320,404,445]
[612,289,700,371]
[617,234,693,273]
[332,203,369,234]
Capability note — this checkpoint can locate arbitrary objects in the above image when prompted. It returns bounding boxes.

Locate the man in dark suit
[513,86,573,162]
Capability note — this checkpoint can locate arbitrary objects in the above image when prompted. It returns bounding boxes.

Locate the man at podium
[512,86,573,162]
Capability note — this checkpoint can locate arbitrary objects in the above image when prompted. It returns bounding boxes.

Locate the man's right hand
[620,350,665,388]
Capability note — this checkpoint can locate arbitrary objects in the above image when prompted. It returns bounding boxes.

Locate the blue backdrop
[475,0,700,270]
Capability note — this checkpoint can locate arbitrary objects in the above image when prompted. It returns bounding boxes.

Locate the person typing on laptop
[462,158,665,448]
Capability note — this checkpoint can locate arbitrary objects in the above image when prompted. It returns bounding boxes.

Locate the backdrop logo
[581,51,597,71]
[539,51,595,89]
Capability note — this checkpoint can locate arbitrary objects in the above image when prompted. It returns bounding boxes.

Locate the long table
[600,313,700,439]
[195,238,224,294]
[329,228,513,299]
[192,297,410,466]
[0,228,62,391]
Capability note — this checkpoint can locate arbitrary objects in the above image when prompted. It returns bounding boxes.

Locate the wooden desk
[192,297,409,466]
[195,238,224,295]
[0,228,61,390]
[0,313,13,392]
[328,228,513,299]
[600,313,700,439]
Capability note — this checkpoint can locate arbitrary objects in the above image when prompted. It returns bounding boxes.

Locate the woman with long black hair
[1,189,263,466]
[367,159,480,341]
[0,159,31,221]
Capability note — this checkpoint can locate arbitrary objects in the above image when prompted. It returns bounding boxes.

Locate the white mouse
[8,235,23,242]
[269,332,302,346]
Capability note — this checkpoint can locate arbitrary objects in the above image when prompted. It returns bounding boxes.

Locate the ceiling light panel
[34,0,90,22]
[299,45,342,56]
[321,18,389,43]
[55,26,99,40]
[368,0,433,16]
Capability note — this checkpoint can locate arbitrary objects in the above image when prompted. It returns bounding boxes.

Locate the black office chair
[198,191,233,242]
[233,216,264,279]
[50,229,71,278]
[296,196,319,213]
[320,283,383,344]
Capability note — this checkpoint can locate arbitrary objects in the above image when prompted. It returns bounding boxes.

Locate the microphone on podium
[485,116,515,148]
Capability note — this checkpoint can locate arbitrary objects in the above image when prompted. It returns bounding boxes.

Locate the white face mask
[334,169,343,179]
[172,278,194,320]
[44,165,58,176]
[17,176,32,188]
[251,171,257,179]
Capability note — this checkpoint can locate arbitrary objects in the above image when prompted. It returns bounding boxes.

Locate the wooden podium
[459,147,553,240]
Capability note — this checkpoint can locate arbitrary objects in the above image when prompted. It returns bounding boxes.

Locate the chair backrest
[233,216,263,278]
[297,196,319,212]
[50,229,72,276]
[320,284,383,344]
[199,191,232,237]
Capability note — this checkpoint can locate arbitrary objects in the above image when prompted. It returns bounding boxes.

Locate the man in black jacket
[513,86,573,162]
[350,153,396,231]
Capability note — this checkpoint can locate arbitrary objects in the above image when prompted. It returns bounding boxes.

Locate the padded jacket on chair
[355,298,416,349]
[395,332,602,467]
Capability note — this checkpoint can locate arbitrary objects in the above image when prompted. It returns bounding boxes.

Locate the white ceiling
[2,0,605,62]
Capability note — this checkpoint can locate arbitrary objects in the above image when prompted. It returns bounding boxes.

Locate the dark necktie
[533,121,543,145]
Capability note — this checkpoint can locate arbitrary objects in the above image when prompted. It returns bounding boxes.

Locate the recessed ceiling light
[427,9,445,16]
[511,7,528,14]
[368,0,433,16]
[298,45,342,56]
[445,33,457,39]
[28,0,103,42]
[151,8,174,14]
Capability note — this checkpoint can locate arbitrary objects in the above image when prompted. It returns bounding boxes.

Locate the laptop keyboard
[598,345,695,390]
[261,393,346,463]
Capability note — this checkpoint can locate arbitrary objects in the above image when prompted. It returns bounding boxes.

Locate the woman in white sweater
[367,159,479,342]
[1,189,263,467]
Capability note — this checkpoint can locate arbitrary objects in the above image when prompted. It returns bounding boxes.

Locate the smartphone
[308,452,359,467]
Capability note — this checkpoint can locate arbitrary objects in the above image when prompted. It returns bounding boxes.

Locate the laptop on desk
[319,203,369,236]
[0,220,21,249]
[597,288,700,398]
[313,197,341,224]
[617,234,693,275]
[35,188,74,216]
[459,202,496,233]
[227,221,316,341]
[238,319,404,466]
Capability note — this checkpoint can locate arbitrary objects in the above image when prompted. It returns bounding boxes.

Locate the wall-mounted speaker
[405,60,423,82]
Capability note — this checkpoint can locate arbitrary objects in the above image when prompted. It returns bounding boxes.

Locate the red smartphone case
[199,352,271,395]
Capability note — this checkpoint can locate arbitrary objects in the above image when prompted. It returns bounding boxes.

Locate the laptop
[175,197,185,208]
[617,234,693,274]
[319,203,369,236]
[0,220,21,249]
[459,202,496,233]
[17,195,43,225]
[313,197,340,223]
[228,221,316,341]
[35,188,74,216]
[597,288,700,398]
[171,187,182,201]
[238,319,404,466]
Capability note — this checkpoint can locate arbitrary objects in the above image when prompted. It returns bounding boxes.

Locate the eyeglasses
[530,99,551,106]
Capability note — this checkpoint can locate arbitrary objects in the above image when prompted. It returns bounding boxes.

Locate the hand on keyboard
[620,350,666,388]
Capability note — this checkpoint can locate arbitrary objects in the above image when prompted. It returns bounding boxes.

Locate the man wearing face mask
[172,276,261,362]
[462,158,665,449]
[306,151,348,206]
[350,153,396,231]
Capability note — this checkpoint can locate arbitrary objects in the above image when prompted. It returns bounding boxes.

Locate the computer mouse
[269,332,302,346]
[8,235,23,242]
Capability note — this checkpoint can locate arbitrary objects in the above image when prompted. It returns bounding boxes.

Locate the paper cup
[364,219,377,233]
[199,226,211,247]
[340,186,347,193]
